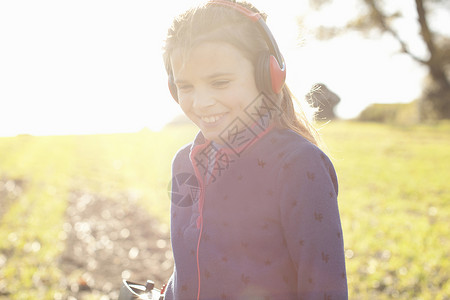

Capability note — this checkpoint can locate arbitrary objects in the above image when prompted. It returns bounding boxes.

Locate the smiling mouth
[200,113,227,124]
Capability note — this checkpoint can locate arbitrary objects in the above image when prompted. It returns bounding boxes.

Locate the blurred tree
[300,0,450,120]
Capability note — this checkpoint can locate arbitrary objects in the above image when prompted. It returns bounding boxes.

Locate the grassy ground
[322,121,450,299]
[0,121,449,299]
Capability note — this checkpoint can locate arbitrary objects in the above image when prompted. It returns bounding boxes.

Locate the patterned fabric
[164,126,348,300]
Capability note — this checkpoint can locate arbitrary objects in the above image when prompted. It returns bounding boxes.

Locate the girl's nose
[192,89,216,110]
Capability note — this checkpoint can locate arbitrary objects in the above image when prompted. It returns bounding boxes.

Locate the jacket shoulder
[273,128,322,155]
[171,142,193,168]
[273,129,338,194]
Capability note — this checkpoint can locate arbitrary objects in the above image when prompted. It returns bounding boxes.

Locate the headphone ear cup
[269,55,286,94]
[168,74,179,103]
[255,53,286,95]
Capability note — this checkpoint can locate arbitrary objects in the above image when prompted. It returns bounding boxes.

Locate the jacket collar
[188,115,274,187]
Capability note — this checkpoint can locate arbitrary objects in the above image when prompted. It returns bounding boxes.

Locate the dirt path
[0,177,25,219]
[59,191,173,299]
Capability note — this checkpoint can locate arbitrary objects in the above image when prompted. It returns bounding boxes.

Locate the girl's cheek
[178,97,192,110]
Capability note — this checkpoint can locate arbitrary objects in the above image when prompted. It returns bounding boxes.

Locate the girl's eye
[177,85,192,93]
[212,80,230,88]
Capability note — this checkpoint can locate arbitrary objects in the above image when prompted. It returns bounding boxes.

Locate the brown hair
[163,0,322,146]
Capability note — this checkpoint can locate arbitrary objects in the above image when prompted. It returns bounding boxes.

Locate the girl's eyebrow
[203,72,234,79]
[174,72,234,84]
[173,78,188,84]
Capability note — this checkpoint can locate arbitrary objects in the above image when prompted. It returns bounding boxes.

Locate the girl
[163,1,348,299]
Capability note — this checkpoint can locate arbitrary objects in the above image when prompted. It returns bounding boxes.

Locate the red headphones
[168,0,286,102]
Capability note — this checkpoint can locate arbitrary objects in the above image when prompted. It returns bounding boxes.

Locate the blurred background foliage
[357,101,420,124]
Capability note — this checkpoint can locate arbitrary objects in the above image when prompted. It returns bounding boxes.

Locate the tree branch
[415,0,436,61]
[363,0,427,64]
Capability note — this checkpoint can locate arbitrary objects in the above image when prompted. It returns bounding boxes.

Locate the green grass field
[0,121,449,299]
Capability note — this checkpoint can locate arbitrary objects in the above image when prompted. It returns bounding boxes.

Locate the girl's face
[170,42,260,144]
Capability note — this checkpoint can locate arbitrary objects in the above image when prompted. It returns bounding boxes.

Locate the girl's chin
[200,129,224,144]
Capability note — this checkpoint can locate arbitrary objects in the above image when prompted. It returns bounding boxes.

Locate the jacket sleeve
[278,145,348,300]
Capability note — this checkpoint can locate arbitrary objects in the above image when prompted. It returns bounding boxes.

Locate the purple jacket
[164,124,347,300]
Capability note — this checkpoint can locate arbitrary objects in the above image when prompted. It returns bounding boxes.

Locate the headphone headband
[208,0,260,21]
[208,0,285,72]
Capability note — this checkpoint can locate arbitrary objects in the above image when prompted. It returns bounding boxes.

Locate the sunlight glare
[0,0,428,136]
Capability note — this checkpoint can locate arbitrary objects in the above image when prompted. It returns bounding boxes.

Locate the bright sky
[0,0,429,137]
